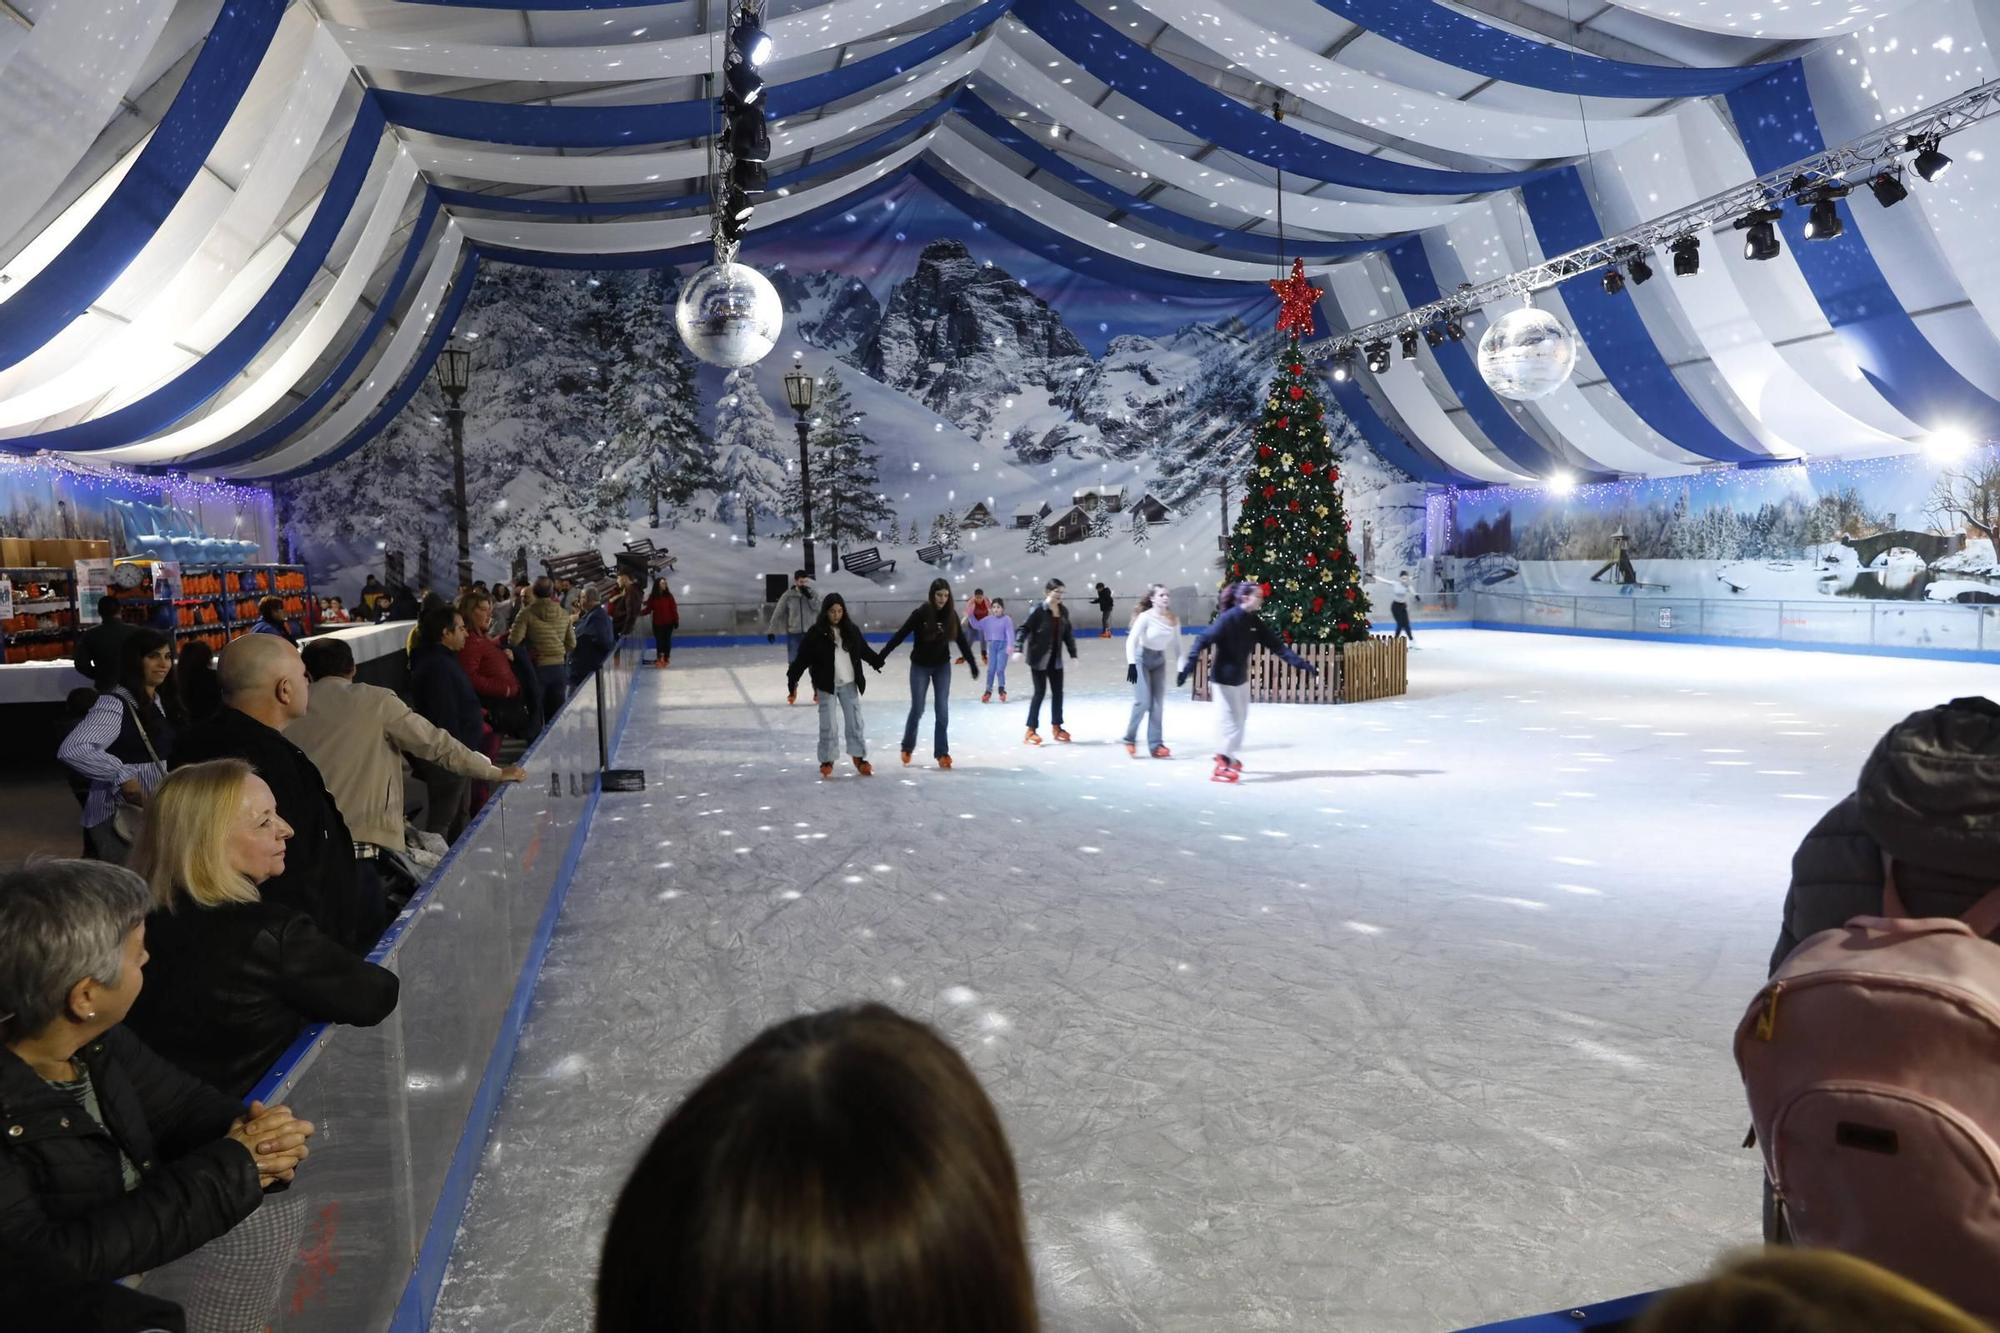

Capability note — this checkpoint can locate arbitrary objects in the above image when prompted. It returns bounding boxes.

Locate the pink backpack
[1736,857,2000,1321]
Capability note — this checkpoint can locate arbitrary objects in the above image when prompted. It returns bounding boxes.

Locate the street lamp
[434,341,474,590]
[782,354,818,577]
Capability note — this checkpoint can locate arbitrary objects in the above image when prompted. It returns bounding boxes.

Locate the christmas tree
[1228,260,1372,644]
[1130,508,1151,548]
[1024,514,1048,555]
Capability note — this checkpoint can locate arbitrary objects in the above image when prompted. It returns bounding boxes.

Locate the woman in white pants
[1176,582,1318,782]
[1123,585,1179,758]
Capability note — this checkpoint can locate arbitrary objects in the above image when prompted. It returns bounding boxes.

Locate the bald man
[171,633,377,951]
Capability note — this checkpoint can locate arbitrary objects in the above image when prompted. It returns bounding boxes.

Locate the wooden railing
[1190,635,1408,704]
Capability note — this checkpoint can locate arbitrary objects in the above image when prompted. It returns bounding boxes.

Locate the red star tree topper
[1227,311,1373,644]
[1269,257,1323,338]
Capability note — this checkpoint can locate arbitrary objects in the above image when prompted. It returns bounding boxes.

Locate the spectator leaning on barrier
[570,586,617,688]
[597,1004,1037,1333]
[0,860,314,1285]
[171,634,371,953]
[289,636,522,911]
[510,578,576,719]
[58,628,181,866]
[123,760,400,1100]
[409,605,502,841]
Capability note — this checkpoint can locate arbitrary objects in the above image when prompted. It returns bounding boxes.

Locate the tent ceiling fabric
[0,0,1990,483]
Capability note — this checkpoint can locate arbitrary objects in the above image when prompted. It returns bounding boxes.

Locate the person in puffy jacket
[1176,581,1317,783]
[1772,695,2000,973]
[647,579,679,669]
[410,605,493,841]
[786,593,885,778]
[509,578,576,718]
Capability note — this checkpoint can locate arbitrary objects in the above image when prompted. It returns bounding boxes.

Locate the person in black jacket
[881,579,978,769]
[1773,695,2000,972]
[171,633,375,951]
[0,860,314,1288]
[1176,581,1318,783]
[125,759,400,1099]
[1015,580,1079,746]
[409,604,489,841]
[1093,581,1115,638]
[786,593,886,779]
[72,595,137,693]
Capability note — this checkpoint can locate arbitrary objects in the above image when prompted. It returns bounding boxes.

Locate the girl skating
[1017,579,1078,745]
[1123,584,1178,758]
[1177,581,1319,783]
[972,597,1015,703]
[881,579,980,769]
[787,593,886,778]
[646,578,679,668]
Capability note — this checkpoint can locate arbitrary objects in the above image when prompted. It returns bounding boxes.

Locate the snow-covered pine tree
[1089,507,1115,540]
[711,367,790,546]
[807,370,896,561]
[1130,507,1150,547]
[937,512,963,560]
[593,272,714,529]
[1025,514,1049,555]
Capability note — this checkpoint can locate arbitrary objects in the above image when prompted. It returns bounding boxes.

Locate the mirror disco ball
[1476,303,1577,401]
[674,262,783,368]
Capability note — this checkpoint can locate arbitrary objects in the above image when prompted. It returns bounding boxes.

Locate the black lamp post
[782,356,818,578]
[434,341,473,590]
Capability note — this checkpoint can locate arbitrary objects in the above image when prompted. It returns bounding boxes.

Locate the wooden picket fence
[1190,634,1407,704]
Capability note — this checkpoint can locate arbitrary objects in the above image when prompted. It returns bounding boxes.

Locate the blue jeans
[1125,648,1166,748]
[785,631,805,663]
[818,682,866,763]
[535,664,567,718]
[984,645,1008,693]
[901,660,952,757]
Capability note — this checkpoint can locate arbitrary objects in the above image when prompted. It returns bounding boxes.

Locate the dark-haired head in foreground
[597,1003,1036,1333]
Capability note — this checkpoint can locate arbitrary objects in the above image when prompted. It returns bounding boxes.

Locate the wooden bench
[915,544,946,566]
[621,538,676,574]
[843,546,895,576]
[543,550,609,585]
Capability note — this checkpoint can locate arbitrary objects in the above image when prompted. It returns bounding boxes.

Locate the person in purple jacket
[971,598,1015,703]
[1176,581,1318,783]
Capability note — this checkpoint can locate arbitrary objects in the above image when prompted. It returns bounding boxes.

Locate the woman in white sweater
[1123,584,1180,758]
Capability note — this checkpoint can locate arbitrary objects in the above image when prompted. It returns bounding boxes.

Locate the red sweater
[458,631,519,700]
[647,593,679,628]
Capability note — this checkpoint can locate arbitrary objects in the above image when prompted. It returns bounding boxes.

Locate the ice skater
[961,588,991,665]
[1176,581,1319,783]
[1385,569,1419,645]
[1123,583,1178,758]
[881,578,979,769]
[1018,579,1078,745]
[787,593,885,779]
[767,569,819,700]
[972,597,1014,703]
[1093,581,1115,638]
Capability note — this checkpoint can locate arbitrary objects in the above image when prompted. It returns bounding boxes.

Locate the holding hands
[228,1100,316,1187]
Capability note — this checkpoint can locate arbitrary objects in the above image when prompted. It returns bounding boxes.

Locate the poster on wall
[74,559,111,626]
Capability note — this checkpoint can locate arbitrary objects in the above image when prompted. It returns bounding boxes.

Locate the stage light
[726,56,765,105]
[1547,471,1576,496]
[730,9,773,67]
[1364,340,1392,375]
[1627,254,1653,285]
[1924,425,1974,460]
[724,101,769,163]
[1803,195,1844,241]
[1331,349,1353,382]
[1736,208,1783,261]
[733,157,769,193]
[1868,170,1910,208]
[1399,329,1419,360]
[1423,324,1444,349]
[1911,134,1952,182]
[1444,317,1464,341]
[1601,267,1626,295]
[1671,234,1700,276]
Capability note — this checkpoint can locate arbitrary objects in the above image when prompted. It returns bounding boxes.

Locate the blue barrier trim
[1464,618,2000,664]
[1454,1290,1656,1331]
[389,658,640,1331]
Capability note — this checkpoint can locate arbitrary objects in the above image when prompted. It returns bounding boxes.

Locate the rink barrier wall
[237,643,638,1332]
[1454,1290,1654,1330]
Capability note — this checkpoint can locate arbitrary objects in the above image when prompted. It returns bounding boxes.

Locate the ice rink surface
[431,629,1998,1331]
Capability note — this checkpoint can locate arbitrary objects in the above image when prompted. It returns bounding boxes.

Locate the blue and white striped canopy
[0,0,1988,483]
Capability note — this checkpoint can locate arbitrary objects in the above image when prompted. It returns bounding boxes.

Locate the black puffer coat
[1772,695,2000,973]
[0,1026,264,1280]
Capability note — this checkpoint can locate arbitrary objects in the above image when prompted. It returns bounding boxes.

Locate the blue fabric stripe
[1013,0,1552,196]
[21,104,388,454]
[1726,63,2000,432]
[957,98,1398,259]
[377,0,1008,148]
[0,1,285,373]
[913,161,1268,300]
[434,93,960,216]
[268,252,485,479]
[183,193,444,470]
[1383,236,1564,477]
[1327,374,1464,484]
[1310,0,1776,98]
[1519,166,1765,463]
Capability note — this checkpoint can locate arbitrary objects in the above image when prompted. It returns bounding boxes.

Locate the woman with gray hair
[0,859,314,1286]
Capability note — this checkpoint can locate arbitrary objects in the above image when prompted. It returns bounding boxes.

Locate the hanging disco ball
[1477,302,1577,401]
[674,261,783,368]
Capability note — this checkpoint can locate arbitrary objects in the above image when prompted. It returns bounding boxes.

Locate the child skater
[1016,578,1078,745]
[1176,581,1318,783]
[881,578,980,769]
[787,593,885,779]
[973,597,1015,703]
[1123,583,1178,758]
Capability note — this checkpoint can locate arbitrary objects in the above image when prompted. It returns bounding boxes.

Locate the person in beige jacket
[509,577,576,717]
[288,637,524,909]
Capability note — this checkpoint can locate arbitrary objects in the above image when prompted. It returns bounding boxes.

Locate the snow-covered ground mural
[1443,450,2000,606]
[277,178,1424,613]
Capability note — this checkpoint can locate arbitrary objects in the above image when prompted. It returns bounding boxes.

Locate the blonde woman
[1635,1247,1991,1332]
[124,758,399,1099]
[1123,584,1179,758]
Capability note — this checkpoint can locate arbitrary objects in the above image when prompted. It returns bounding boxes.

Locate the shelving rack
[0,562,313,662]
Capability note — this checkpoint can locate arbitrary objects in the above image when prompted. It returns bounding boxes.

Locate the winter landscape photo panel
[1441,450,2000,608]
[277,177,1428,615]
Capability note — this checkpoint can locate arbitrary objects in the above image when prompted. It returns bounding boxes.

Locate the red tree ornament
[1312,596,1326,612]
[1304,552,1318,568]
[1300,461,1315,476]
[1261,485,1276,499]
[1288,386,1304,401]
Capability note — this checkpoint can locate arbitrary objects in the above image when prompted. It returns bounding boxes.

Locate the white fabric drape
[1595,0,1923,40]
